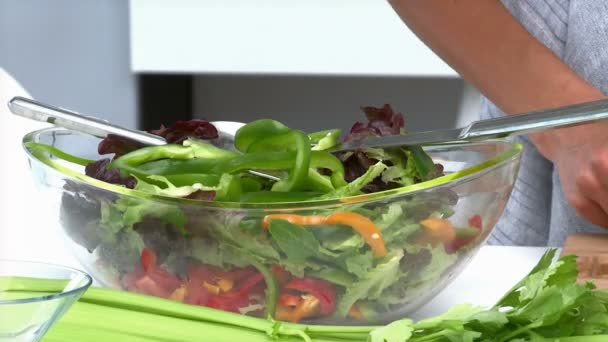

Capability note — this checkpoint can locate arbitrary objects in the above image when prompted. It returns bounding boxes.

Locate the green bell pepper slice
[235,120,312,192]
[309,129,341,151]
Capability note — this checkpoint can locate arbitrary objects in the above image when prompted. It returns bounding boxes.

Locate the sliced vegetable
[284,277,337,316]
[235,119,312,192]
[419,218,456,245]
[348,304,365,321]
[309,129,341,151]
[276,294,321,323]
[25,142,94,166]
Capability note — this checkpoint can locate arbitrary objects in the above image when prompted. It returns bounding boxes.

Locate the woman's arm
[389,0,604,118]
[389,0,608,227]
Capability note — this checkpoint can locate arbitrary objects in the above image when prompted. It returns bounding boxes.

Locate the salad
[27,105,485,324]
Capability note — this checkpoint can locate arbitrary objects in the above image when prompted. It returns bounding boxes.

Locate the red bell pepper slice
[284,277,336,315]
[207,291,250,313]
[238,273,265,294]
[279,293,302,307]
[121,266,145,292]
[147,267,182,291]
[121,249,182,298]
[140,248,156,273]
[187,262,218,283]
[134,275,174,298]
[184,280,210,305]
[468,214,482,229]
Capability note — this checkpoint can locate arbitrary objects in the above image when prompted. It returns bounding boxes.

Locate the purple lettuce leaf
[85,159,136,188]
[98,134,145,158]
[343,104,405,143]
[150,119,218,144]
[338,104,444,193]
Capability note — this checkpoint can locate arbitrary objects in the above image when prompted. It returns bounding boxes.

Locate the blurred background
[0,0,481,133]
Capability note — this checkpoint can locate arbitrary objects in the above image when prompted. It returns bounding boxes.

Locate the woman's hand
[534,121,608,227]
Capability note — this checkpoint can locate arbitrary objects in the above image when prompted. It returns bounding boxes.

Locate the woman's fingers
[571,159,608,227]
[591,148,608,189]
[568,192,608,228]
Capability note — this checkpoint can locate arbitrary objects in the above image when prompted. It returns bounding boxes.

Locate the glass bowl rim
[0,259,93,305]
[23,127,523,209]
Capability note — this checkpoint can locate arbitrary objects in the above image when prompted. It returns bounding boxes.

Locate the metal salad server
[331,98,608,152]
[7,96,279,181]
[9,96,176,146]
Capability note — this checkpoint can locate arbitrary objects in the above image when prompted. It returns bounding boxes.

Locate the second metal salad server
[332,98,608,152]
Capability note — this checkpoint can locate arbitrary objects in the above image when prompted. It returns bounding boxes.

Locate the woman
[389,1,608,246]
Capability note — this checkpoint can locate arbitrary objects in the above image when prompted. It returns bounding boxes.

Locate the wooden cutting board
[561,233,608,289]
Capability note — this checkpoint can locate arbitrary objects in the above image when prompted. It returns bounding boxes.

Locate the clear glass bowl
[0,260,92,342]
[22,128,522,325]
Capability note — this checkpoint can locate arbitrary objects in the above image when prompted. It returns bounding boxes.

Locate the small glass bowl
[0,260,92,342]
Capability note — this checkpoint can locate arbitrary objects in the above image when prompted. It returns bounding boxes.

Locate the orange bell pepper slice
[275,294,321,323]
[262,214,326,228]
[420,218,456,244]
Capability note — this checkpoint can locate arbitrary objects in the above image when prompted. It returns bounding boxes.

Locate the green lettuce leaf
[335,251,404,317]
[380,150,417,187]
[409,145,437,180]
[190,238,264,269]
[97,228,145,274]
[342,250,374,279]
[201,212,281,262]
[115,197,187,235]
[317,162,387,200]
[307,267,356,287]
[374,204,403,231]
[405,245,458,286]
[319,228,365,253]
[265,219,344,277]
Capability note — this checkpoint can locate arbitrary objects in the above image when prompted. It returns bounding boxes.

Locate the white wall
[130,0,457,77]
[0,0,137,128]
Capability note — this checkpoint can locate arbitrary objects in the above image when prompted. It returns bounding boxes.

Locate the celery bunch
[5,248,608,342]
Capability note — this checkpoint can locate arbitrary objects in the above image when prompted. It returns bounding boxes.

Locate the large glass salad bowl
[22,120,521,325]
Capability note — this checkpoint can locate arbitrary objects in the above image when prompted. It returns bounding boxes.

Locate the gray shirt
[484,0,608,247]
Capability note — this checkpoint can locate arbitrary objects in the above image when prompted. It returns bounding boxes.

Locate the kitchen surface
[2,1,607,341]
